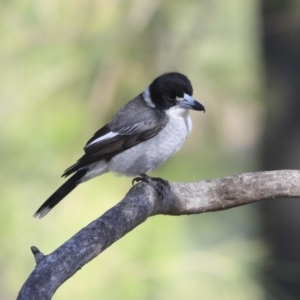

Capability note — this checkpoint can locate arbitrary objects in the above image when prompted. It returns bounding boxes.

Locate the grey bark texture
[18,170,300,300]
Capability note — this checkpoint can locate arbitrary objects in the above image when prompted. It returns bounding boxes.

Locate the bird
[34,72,205,218]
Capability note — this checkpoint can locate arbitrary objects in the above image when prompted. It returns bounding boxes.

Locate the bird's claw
[132,173,170,200]
[132,173,154,185]
[132,175,146,185]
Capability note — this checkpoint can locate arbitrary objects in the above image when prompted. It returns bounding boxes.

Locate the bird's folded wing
[62,120,167,177]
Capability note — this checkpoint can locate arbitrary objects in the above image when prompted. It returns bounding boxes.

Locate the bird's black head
[145,72,205,112]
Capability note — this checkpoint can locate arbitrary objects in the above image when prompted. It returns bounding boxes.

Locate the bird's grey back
[109,95,166,132]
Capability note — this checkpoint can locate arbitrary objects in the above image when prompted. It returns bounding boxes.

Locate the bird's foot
[132,173,170,199]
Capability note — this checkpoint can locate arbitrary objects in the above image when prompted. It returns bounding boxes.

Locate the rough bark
[18,170,300,300]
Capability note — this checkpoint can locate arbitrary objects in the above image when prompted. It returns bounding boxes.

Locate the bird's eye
[166,93,176,102]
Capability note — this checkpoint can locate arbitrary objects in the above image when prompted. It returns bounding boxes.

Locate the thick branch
[18,170,300,300]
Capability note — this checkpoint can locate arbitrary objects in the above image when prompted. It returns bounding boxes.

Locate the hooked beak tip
[181,93,205,112]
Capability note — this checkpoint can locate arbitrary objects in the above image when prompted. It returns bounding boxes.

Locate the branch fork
[18,170,300,300]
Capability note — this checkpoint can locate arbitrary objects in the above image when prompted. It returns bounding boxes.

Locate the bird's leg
[132,173,170,200]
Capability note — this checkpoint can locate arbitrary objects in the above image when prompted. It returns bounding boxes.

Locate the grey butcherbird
[34,72,205,218]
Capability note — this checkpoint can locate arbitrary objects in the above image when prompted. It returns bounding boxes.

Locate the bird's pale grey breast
[108,104,191,176]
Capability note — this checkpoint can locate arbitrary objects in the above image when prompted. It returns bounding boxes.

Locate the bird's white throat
[166,105,190,118]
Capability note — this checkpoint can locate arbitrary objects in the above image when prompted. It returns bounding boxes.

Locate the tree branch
[18,170,300,300]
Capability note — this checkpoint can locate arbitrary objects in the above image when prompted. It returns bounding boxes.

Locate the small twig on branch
[30,246,45,265]
[17,170,300,300]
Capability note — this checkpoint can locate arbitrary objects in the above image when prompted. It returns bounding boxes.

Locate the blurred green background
[1,0,300,299]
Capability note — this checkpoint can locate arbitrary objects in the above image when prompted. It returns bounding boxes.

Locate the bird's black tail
[34,169,88,218]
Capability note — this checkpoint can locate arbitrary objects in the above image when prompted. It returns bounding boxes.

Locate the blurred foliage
[0,0,266,299]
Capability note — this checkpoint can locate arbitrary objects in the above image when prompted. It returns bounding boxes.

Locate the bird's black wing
[63,98,167,177]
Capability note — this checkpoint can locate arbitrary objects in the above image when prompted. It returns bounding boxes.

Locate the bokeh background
[1,0,300,299]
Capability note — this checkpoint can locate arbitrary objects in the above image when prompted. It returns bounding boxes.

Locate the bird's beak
[179,93,205,112]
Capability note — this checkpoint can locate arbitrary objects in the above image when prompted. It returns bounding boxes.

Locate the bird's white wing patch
[86,131,119,148]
